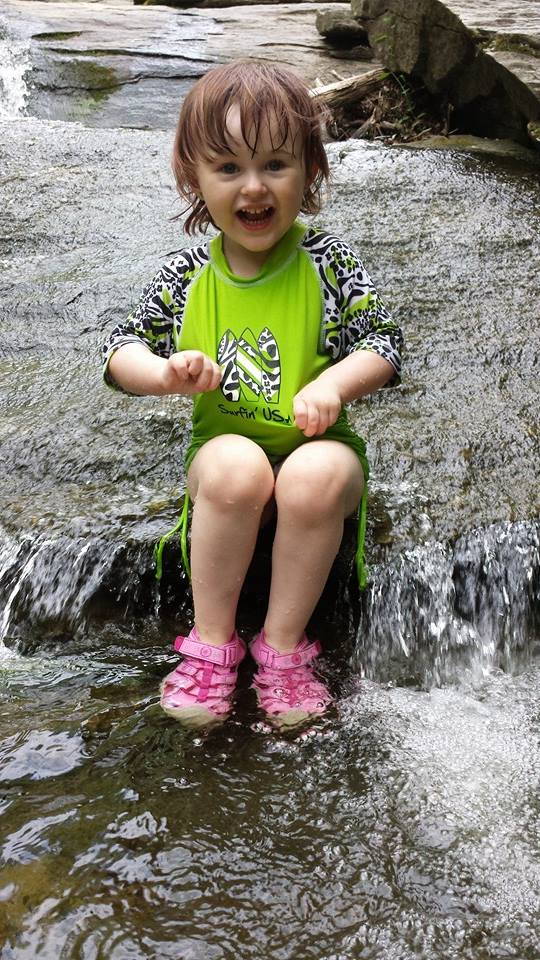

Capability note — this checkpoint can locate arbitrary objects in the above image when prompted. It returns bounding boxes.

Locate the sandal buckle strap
[174,631,245,668]
[251,632,322,669]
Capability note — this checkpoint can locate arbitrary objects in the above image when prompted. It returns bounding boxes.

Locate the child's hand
[293,379,342,437]
[161,351,222,396]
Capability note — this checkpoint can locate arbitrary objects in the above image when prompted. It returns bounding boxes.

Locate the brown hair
[172,61,330,234]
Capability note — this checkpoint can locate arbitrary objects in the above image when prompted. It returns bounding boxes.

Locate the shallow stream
[1,2,540,957]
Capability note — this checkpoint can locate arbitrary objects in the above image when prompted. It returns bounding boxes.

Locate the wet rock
[351,0,540,145]
[353,0,475,88]
[1,0,372,128]
[441,0,540,99]
[402,133,540,164]
[135,0,344,5]
[315,9,369,44]
[529,119,540,147]
[327,44,374,62]
[316,8,374,60]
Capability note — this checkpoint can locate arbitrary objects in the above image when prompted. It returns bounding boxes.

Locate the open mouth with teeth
[236,206,275,228]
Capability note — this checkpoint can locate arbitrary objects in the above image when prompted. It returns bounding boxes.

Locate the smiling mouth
[237,206,274,224]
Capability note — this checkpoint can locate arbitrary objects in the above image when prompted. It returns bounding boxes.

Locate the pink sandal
[160,628,246,727]
[250,631,333,728]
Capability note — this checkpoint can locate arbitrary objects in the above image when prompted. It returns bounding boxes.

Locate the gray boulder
[352,0,540,145]
[316,9,369,44]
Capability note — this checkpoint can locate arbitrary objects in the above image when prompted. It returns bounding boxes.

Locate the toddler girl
[102,61,402,730]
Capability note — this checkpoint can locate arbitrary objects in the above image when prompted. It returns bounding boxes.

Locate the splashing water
[0,529,159,651]
[0,29,31,120]
[354,521,540,689]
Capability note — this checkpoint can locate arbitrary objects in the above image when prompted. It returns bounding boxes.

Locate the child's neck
[222,236,272,278]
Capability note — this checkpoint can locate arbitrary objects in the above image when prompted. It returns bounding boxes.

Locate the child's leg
[263,440,364,652]
[187,434,275,646]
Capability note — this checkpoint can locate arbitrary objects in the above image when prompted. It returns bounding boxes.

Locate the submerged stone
[400,133,540,163]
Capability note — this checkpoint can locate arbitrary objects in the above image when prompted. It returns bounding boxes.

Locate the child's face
[193,106,310,273]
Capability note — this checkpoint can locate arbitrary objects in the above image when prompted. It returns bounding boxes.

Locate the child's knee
[197,438,274,508]
[275,462,343,520]
[274,446,361,520]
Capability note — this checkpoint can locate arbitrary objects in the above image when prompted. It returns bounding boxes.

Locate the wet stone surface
[1,0,370,128]
[1,4,540,956]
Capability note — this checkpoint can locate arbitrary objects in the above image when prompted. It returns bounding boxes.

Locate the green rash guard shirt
[103,221,403,475]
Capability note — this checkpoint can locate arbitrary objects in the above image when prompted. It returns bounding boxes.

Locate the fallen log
[311,67,454,143]
[310,68,389,108]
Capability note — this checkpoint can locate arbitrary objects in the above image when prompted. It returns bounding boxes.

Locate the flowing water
[1,2,540,957]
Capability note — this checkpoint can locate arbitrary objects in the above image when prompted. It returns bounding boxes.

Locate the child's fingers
[293,396,308,430]
[165,353,190,388]
[295,398,321,436]
[186,351,204,378]
[314,401,340,435]
[184,355,221,393]
[196,359,221,392]
[178,352,220,393]
[294,395,341,436]
[304,403,321,437]
[209,363,222,390]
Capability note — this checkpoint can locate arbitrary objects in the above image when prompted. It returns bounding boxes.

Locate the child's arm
[108,344,221,397]
[294,235,403,437]
[294,351,394,437]
[102,254,220,397]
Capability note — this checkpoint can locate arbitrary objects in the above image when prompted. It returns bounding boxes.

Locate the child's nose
[240,171,267,196]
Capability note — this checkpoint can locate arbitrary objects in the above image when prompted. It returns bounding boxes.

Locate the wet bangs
[216,104,297,160]
[187,69,309,161]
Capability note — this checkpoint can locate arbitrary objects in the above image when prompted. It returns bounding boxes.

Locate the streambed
[1,2,540,956]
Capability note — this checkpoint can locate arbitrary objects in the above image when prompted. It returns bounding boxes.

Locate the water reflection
[1,640,539,958]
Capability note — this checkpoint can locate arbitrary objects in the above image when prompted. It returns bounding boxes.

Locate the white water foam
[354,521,540,688]
[0,30,31,120]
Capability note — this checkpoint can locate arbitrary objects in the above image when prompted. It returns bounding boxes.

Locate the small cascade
[354,521,540,687]
[0,530,160,651]
[1,519,538,679]
[0,28,31,120]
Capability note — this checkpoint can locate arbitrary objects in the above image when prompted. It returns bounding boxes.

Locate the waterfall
[0,530,160,650]
[1,518,538,683]
[0,27,31,120]
[354,521,540,687]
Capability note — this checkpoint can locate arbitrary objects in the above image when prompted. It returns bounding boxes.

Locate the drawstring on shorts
[154,492,191,581]
[355,482,369,590]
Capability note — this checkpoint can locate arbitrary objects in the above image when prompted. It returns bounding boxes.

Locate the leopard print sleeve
[302,228,403,385]
[102,244,210,391]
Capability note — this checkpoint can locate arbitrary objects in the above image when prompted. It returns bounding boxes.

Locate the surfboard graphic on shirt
[218,326,281,404]
[258,327,280,403]
[237,328,263,402]
[217,329,240,402]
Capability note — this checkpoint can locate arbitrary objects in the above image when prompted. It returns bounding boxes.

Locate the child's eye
[220,162,238,175]
[267,159,284,172]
